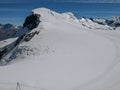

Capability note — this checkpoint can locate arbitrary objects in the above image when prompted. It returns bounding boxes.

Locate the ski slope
[0,8,120,90]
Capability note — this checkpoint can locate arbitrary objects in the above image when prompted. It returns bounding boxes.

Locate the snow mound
[62,12,79,22]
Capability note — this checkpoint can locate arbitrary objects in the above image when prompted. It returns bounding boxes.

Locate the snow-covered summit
[32,8,61,21]
[32,8,80,23]
[32,8,54,14]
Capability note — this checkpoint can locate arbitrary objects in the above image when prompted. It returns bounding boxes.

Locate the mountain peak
[32,7,57,17]
[32,8,51,14]
[33,7,51,11]
[32,7,80,23]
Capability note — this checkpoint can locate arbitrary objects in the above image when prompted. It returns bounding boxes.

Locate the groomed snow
[0,8,120,90]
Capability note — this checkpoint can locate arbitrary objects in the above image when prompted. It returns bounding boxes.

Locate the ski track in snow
[1,31,120,90]
[71,30,120,90]
[58,19,120,90]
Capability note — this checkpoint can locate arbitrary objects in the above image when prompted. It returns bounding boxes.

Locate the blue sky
[0,0,120,25]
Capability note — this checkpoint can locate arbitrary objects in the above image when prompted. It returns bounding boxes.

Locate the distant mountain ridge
[89,16,120,28]
[0,24,19,30]
[0,24,28,41]
[0,13,120,41]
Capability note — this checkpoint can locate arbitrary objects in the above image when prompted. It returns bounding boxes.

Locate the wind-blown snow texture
[0,8,120,90]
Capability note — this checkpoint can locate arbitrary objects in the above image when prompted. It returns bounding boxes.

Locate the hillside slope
[0,8,120,90]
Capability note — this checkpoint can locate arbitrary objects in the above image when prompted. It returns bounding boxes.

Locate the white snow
[80,17,113,30]
[0,8,120,90]
[0,38,17,48]
[62,12,79,23]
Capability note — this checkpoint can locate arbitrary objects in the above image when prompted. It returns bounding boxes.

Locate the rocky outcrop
[23,13,41,30]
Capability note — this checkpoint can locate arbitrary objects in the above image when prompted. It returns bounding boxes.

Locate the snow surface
[0,8,120,90]
[80,17,113,30]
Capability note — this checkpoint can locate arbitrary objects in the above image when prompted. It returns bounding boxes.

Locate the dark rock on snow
[23,13,41,30]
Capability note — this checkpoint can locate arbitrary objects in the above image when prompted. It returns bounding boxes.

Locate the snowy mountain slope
[0,8,120,90]
[80,17,113,30]
[62,12,79,23]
